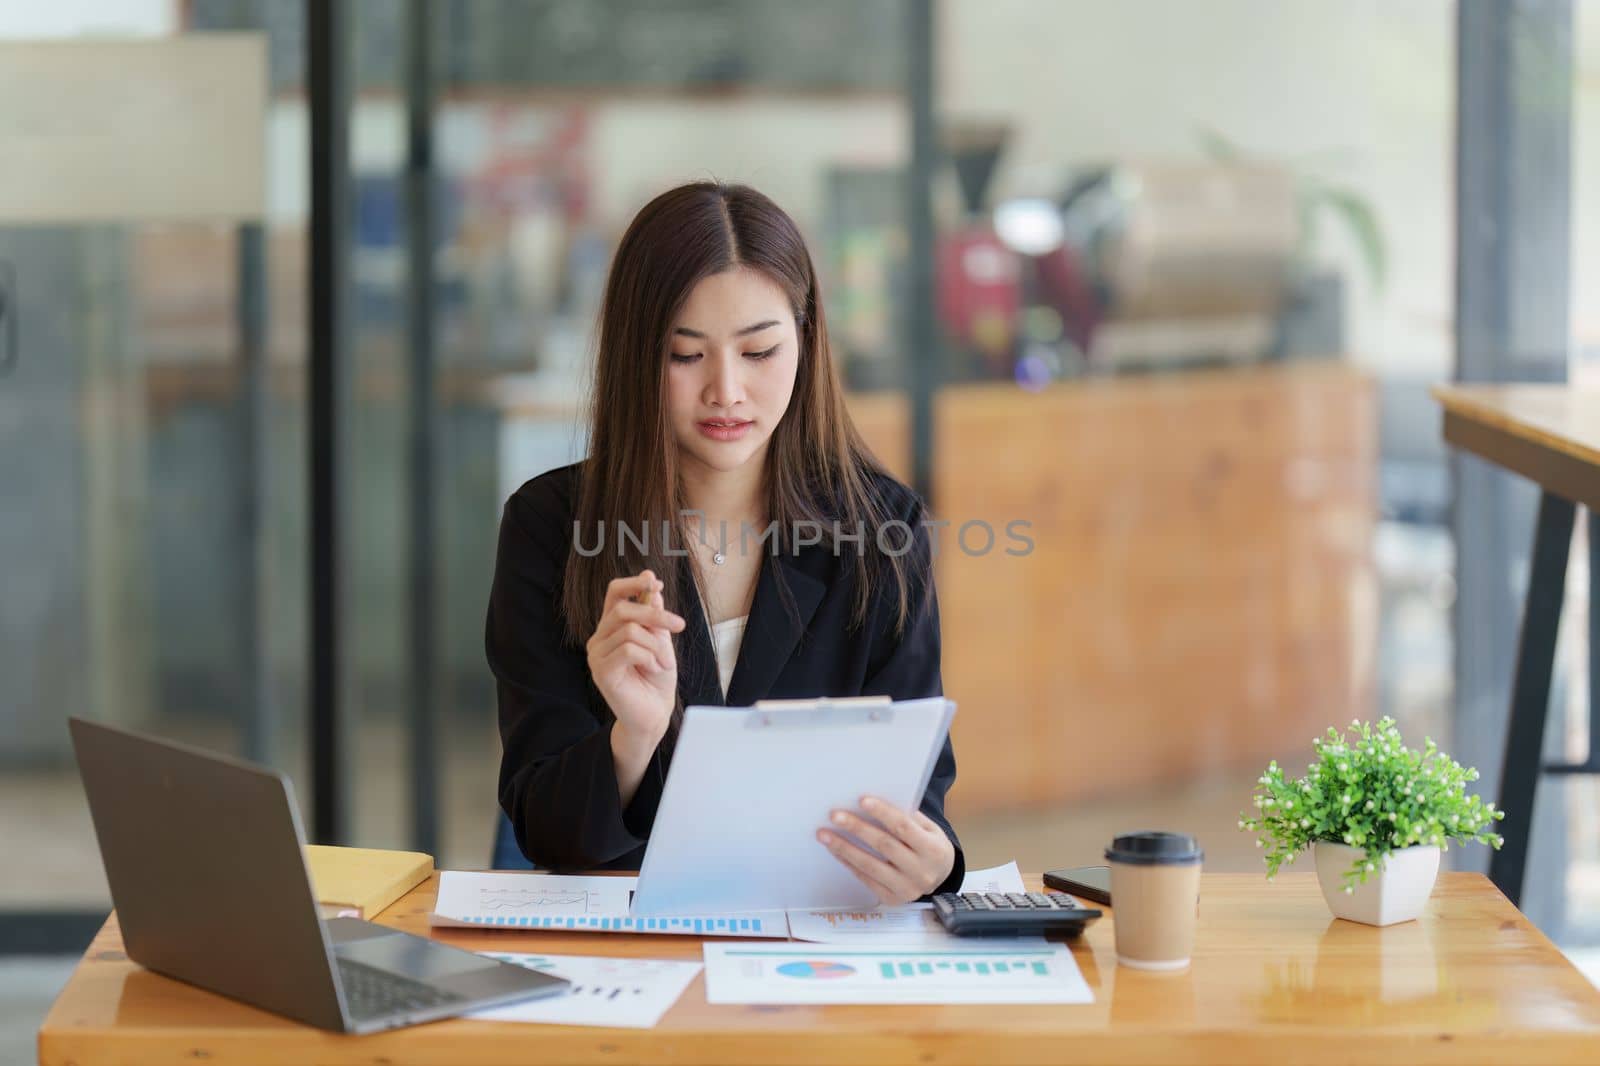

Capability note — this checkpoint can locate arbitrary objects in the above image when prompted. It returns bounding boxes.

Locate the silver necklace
[704,519,740,565]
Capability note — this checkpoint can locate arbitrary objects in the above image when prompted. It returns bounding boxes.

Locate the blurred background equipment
[929,111,1354,390]
[1086,161,1299,369]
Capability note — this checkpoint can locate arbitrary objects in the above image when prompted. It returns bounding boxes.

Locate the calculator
[931,892,1102,938]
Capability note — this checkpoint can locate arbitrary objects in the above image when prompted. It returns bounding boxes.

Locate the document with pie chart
[701,942,1093,1005]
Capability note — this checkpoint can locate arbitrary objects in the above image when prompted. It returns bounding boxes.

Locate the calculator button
[1026,893,1052,907]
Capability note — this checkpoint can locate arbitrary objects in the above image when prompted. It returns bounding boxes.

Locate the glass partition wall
[0,6,307,950]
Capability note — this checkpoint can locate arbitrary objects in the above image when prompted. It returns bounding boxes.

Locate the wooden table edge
[1431,384,1600,510]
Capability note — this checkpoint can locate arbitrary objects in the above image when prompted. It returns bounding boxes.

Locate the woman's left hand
[817,796,955,905]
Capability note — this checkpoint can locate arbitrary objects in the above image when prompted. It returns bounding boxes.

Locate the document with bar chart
[701,943,1093,1004]
[430,871,788,938]
[467,952,701,1028]
[785,862,1033,946]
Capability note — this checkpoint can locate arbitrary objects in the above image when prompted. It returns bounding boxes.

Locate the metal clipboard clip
[745,695,893,729]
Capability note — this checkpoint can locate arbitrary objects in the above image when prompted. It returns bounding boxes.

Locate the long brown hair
[561,181,923,673]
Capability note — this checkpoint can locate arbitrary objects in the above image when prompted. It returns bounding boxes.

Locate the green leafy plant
[1197,127,1387,295]
[1239,718,1504,892]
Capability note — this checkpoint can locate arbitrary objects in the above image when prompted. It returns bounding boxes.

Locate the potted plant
[1239,718,1504,926]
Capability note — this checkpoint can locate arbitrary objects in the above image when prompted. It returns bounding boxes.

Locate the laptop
[69,717,568,1034]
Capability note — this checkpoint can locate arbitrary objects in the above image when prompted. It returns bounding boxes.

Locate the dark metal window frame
[1451,0,1576,938]
[308,0,351,848]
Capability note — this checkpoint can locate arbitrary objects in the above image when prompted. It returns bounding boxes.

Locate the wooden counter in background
[846,363,1377,817]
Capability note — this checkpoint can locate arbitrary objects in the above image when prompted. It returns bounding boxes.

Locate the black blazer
[488,460,964,895]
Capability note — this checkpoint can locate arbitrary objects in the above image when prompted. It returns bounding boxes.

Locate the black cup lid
[1105,831,1203,866]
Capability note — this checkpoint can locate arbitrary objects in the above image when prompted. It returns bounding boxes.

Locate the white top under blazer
[709,614,749,699]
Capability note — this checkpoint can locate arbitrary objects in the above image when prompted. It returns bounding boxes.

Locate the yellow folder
[305,845,433,920]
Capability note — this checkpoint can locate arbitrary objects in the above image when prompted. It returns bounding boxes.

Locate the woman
[488,181,962,903]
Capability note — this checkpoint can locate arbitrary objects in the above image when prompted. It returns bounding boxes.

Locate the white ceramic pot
[1313,841,1440,926]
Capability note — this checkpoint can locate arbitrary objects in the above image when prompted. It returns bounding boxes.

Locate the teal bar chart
[703,944,1093,1005]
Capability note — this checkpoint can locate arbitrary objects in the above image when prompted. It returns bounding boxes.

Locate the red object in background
[469,104,591,224]
[1031,243,1101,357]
[936,224,1021,373]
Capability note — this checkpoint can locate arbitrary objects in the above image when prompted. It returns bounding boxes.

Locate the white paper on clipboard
[630,696,956,915]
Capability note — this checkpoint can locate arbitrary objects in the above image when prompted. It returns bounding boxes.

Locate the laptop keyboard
[337,956,462,1019]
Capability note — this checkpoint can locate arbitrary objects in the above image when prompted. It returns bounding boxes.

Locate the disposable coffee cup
[1106,830,1203,972]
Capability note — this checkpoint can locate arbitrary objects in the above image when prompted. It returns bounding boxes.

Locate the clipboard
[630,695,956,915]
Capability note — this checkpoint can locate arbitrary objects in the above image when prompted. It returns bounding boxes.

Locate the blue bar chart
[432,871,787,938]
[461,913,775,936]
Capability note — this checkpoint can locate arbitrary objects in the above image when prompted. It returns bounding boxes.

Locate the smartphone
[1043,865,1112,906]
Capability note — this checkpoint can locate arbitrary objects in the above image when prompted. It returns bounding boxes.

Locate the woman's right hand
[586,570,685,755]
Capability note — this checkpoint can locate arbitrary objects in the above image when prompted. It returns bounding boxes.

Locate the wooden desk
[1433,385,1600,908]
[39,872,1600,1065]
